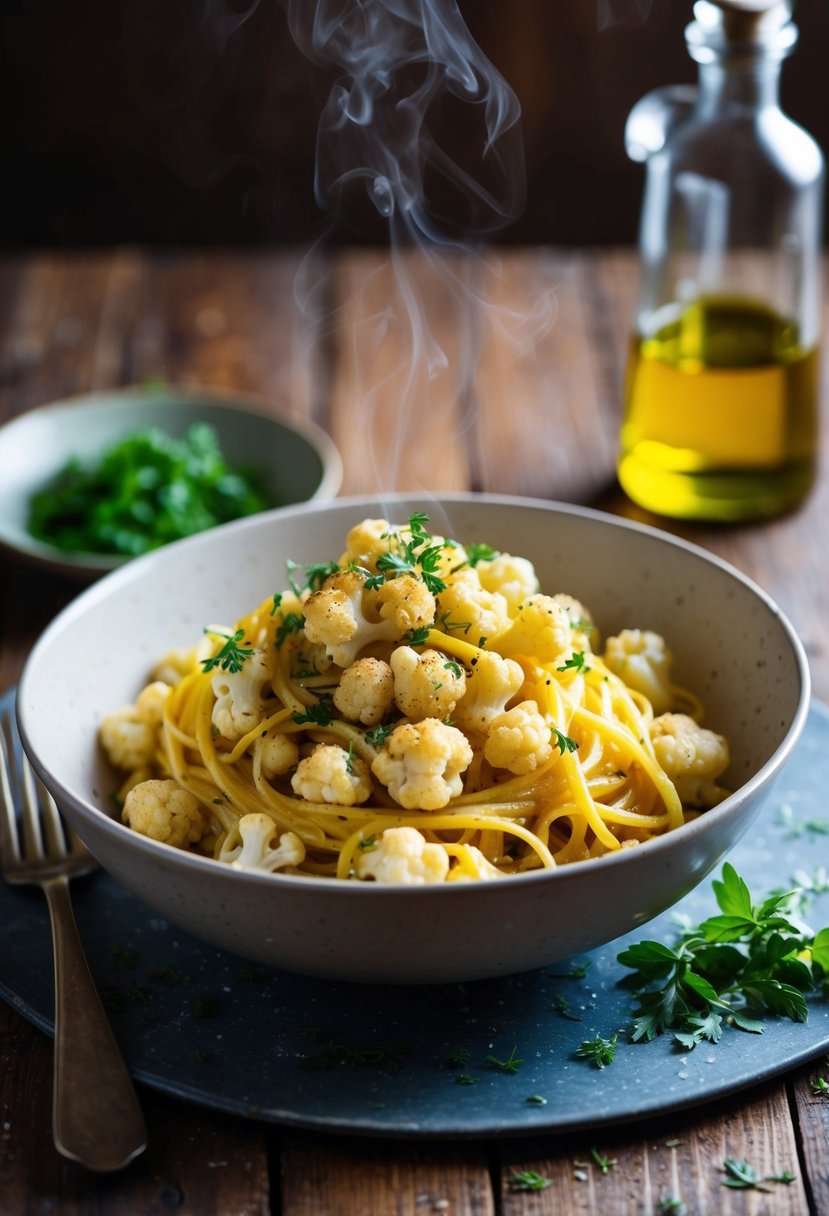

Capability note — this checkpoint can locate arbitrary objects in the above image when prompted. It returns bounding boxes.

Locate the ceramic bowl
[0,385,342,579]
[17,494,810,984]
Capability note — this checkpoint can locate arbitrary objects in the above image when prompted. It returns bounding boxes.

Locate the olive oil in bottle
[620,0,823,522]
[618,295,819,521]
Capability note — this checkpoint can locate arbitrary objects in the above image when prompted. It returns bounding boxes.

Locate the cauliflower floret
[122,778,207,848]
[99,706,157,772]
[371,718,473,810]
[491,594,571,665]
[649,712,730,807]
[604,629,674,714]
[150,636,213,686]
[452,650,525,735]
[476,553,539,614]
[218,813,306,872]
[135,680,171,726]
[302,569,400,667]
[390,646,466,720]
[552,594,596,651]
[338,518,393,573]
[484,700,553,775]
[211,648,274,742]
[255,729,300,780]
[355,826,449,884]
[291,743,372,805]
[435,567,511,642]
[446,844,506,881]
[333,656,395,725]
[376,574,436,633]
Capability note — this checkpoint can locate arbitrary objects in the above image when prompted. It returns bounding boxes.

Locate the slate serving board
[1,689,828,1139]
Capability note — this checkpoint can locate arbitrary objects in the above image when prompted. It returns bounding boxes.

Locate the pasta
[100,514,731,883]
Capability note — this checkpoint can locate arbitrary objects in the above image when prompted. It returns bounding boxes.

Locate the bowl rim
[17,490,812,896]
[0,383,343,576]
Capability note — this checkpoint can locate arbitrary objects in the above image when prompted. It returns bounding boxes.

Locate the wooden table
[1,247,827,1214]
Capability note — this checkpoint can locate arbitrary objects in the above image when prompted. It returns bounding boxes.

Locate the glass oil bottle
[618,0,823,521]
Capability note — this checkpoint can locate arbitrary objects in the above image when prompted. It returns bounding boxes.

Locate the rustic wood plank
[134,250,320,425]
[790,1060,829,1215]
[0,1003,271,1215]
[497,1082,809,1215]
[472,249,619,503]
[328,249,473,495]
[280,1132,495,1215]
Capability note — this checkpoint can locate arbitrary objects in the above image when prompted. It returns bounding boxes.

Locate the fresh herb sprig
[376,513,448,595]
[575,1034,618,1069]
[618,863,829,1048]
[201,628,254,674]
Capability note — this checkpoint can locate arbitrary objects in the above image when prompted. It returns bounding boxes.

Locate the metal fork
[0,703,147,1171]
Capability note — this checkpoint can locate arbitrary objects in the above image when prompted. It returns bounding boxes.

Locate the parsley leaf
[618,863,829,1048]
[201,628,254,674]
[509,1170,551,1192]
[575,1034,617,1068]
[551,728,579,755]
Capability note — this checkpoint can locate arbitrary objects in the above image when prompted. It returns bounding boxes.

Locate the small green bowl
[0,386,342,580]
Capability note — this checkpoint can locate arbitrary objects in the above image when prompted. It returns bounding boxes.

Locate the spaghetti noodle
[100,514,730,882]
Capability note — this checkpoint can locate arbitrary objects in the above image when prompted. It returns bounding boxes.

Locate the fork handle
[44,876,148,1171]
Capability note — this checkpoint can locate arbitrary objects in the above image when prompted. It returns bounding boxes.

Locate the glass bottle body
[619,27,823,521]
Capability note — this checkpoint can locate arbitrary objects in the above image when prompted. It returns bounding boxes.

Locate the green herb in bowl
[28,423,268,557]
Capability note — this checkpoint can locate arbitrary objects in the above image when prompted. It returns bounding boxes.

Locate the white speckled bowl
[0,385,342,580]
[17,494,810,984]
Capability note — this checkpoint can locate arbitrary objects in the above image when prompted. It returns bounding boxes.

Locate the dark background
[2,0,827,249]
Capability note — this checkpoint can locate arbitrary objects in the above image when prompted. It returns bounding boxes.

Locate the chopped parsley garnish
[590,1147,616,1175]
[364,723,394,748]
[464,542,499,567]
[406,625,431,646]
[557,650,589,674]
[275,612,305,648]
[286,558,339,596]
[575,1034,618,1069]
[300,1039,412,1072]
[201,628,254,674]
[553,994,583,1021]
[508,1171,552,1192]
[551,728,579,755]
[27,422,267,557]
[376,513,448,594]
[454,1073,479,1086]
[721,1158,794,1191]
[291,700,335,727]
[485,1045,524,1074]
[443,659,463,679]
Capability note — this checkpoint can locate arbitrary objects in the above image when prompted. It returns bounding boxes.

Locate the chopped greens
[508,1170,552,1192]
[201,628,255,674]
[575,1034,618,1069]
[28,423,268,556]
[485,1045,524,1073]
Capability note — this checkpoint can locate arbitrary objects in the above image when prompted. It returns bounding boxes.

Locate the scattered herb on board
[299,1038,412,1072]
[508,1170,552,1192]
[721,1158,795,1191]
[485,1045,524,1074]
[618,863,829,1048]
[28,423,268,556]
[574,1034,618,1069]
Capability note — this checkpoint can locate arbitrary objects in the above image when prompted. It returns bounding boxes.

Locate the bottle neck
[695,54,782,116]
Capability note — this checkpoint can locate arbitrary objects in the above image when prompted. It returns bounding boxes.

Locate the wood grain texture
[281,1134,495,1216]
[0,248,827,1215]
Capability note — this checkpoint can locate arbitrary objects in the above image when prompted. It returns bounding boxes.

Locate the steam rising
[286,0,556,494]
[284,0,524,241]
